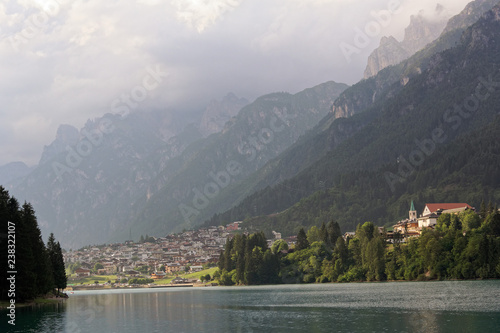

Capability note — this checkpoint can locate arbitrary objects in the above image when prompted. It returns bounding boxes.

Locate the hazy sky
[0,0,471,166]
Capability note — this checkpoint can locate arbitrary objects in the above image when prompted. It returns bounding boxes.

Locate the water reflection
[0,301,66,333]
[408,310,439,333]
[2,281,500,333]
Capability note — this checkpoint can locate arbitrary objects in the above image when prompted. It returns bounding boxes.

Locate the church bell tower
[409,200,417,220]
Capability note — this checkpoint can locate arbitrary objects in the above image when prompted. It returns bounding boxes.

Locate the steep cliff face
[39,124,79,165]
[198,93,249,137]
[363,36,409,82]
[364,5,449,79]
[334,0,498,122]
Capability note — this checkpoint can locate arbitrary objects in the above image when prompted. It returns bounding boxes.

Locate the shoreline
[0,296,67,310]
[66,277,499,291]
[66,283,194,291]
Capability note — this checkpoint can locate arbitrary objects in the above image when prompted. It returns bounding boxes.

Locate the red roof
[425,203,472,213]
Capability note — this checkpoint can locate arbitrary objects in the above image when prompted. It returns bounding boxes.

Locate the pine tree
[223,237,234,271]
[233,234,247,284]
[13,200,37,301]
[48,233,67,294]
[480,200,487,218]
[319,222,329,245]
[487,201,494,214]
[327,220,341,246]
[21,203,54,296]
[296,228,309,251]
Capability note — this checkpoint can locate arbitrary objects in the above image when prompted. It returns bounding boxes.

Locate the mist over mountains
[1,0,499,249]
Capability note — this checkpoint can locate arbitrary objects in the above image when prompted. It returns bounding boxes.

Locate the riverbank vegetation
[216,207,500,285]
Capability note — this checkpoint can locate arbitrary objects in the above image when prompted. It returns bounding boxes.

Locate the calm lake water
[2,280,500,333]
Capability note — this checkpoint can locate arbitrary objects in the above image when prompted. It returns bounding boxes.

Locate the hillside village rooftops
[423,203,473,216]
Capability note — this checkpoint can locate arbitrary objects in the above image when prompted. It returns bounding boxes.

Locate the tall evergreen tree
[327,220,341,246]
[54,241,67,292]
[480,200,487,218]
[223,237,234,271]
[21,203,54,296]
[296,228,309,251]
[233,234,247,283]
[319,222,329,245]
[7,197,37,301]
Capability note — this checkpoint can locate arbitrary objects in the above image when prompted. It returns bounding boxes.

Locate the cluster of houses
[66,226,230,279]
[390,202,474,240]
[65,223,288,280]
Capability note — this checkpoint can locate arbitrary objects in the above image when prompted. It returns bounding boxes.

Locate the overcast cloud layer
[0,0,471,166]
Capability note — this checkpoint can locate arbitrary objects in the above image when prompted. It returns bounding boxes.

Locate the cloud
[171,0,243,32]
[0,0,473,166]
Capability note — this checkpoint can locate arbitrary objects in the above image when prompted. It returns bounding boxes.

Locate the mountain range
[204,0,500,235]
[2,0,499,249]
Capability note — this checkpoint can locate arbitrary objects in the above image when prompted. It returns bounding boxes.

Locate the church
[392,201,474,237]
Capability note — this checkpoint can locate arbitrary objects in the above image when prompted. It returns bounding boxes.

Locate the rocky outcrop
[364,5,449,79]
[335,0,499,124]
[363,36,409,82]
[39,124,79,165]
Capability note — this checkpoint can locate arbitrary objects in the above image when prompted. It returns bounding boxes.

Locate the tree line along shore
[215,206,500,285]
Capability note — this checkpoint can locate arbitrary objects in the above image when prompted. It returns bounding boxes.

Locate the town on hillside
[64,201,490,286]
[64,223,293,284]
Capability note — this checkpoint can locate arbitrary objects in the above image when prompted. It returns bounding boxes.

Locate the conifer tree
[319,222,329,245]
[223,237,234,271]
[233,234,247,283]
[327,220,341,246]
[9,198,37,301]
[48,233,67,294]
[21,203,54,296]
[480,200,487,218]
[296,228,309,251]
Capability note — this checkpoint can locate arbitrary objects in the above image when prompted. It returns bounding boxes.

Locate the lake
[2,280,500,332]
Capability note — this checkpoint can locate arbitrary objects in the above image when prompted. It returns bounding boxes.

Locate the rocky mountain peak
[364,4,449,79]
[39,124,79,165]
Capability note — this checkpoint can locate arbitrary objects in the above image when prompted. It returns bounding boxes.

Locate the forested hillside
[205,3,500,236]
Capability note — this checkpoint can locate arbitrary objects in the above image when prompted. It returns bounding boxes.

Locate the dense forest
[216,205,500,285]
[0,186,67,302]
